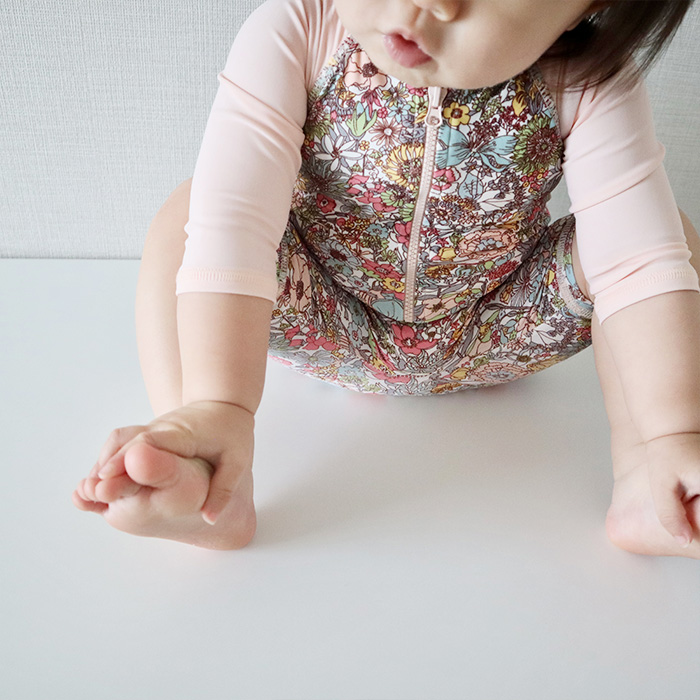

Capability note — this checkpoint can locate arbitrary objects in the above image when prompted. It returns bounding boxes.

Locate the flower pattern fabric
[267,36,594,395]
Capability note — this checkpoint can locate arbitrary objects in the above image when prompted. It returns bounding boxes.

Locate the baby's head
[333,0,695,92]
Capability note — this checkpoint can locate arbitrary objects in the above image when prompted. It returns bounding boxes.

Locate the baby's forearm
[600,290,700,443]
[177,292,274,415]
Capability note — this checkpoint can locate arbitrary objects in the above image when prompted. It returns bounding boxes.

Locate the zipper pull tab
[426,86,446,126]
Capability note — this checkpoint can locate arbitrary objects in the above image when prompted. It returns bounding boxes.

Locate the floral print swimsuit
[267,36,594,395]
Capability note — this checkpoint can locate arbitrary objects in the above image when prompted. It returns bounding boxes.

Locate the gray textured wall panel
[1,0,699,258]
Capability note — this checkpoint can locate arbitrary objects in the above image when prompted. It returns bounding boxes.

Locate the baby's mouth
[382,33,432,69]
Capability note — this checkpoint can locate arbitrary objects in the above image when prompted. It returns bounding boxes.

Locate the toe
[82,476,100,502]
[72,488,91,510]
[88,461,103,479]
[95,474,143,503]
[72,489,107,514]
[124,442,180,488]
[76,478,94,502]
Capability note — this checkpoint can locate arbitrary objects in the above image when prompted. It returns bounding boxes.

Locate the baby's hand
[94,401,255,525]
[645,432,700,547]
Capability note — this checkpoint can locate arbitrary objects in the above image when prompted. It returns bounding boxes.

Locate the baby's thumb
[649,471,693,548]
[201,464,240,526]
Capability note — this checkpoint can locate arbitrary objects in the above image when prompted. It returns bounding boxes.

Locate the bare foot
[73,442,256,550]
[606,458,700,559]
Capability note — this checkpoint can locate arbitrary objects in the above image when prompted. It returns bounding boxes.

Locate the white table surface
[1,259,698,700]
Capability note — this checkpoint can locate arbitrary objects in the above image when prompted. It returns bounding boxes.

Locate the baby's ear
[566,1,613,32]
[587,0,615,15]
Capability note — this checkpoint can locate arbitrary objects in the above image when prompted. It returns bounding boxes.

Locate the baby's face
[333,0,605,89]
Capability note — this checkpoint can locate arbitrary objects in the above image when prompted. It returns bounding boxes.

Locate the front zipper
[403,85,446,324]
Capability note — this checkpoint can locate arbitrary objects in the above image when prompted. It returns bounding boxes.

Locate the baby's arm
[177,292,274,522]
[178,293,273,412]
[91,292,274,529]
[599,283,700,547]
[558,64,700,546]
[169,0,320,524]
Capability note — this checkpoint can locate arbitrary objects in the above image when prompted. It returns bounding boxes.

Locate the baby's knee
[174,176,193,198]
[148,177,193,239]
[678,208,700,276]
[163,177,193,216]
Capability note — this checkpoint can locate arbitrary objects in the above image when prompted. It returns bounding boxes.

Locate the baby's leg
[72,178,256,548]
[573,211,700,558]
[133,179,192,418]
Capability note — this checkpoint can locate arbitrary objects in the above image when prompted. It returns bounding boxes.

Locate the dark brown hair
[539,0,696,94]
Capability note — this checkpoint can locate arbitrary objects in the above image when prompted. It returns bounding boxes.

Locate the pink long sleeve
[175,0,344,301]
[176,0,700,326]
[551,63,700,323]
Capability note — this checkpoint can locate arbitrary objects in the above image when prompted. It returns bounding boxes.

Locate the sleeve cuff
[595,268,700,324]
[175,267,279,304]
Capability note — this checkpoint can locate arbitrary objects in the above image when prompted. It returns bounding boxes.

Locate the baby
[73,0,700,557]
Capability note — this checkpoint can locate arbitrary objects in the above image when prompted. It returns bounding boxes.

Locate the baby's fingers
[201,462,244,526]
[648,469,693,548]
